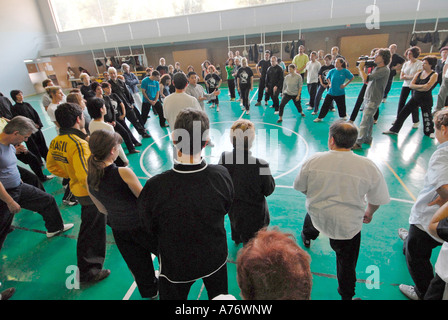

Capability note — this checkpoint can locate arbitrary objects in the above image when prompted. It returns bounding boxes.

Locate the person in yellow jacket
[47,102,110,284]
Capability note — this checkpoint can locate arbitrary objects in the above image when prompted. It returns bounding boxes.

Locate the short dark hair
[187,71,197,78]
[151,70,160,77]
[422,55,438,70]
[376,48,391,66]
[10,90,21,102]
[329,120,358,149]
[86,97,105,120]
[173,108,210,155]
[90,81,100,92]
[407,46,421,59]
[173,72,188,89]
[55,103,83,129]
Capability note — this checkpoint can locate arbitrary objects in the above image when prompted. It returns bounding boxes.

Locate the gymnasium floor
[0,78,442,300]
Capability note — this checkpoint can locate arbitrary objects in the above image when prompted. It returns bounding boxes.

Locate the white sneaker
[311,112,317,115]
[430,133,435,139]
[47,223,74,238]
[398,228,408,241]
[307,107,313,110]
[412,122,419,129]
[274,111,279,115]
[313,118,323,122]
[399,284,420,300]
[246,110,250,115]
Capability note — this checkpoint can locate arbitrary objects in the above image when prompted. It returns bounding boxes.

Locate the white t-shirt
[401,59,423,87]
[162,92,202,129]
[294,150,390,240]
[305,60,321,84]
[88,120,128,164]
[46,103,59,122]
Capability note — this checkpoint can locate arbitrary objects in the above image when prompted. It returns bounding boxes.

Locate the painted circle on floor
[139,121,309,180]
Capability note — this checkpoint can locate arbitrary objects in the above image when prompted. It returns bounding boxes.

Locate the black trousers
[278,94,302,117]
[125,106,147,136]
[302,213,360,300]
[397,86,419,123]
[228,79,235,99]
[390,97,434,136]
[26,130,48,164]
[16,150,47,181]
[76,197,107,282]
[112,226,158,298]
[0,183,64,250]
[404,224,441,299]
[113,120,138,153]
[318,94,347,119]
[425,274,446,300]
[307,82,318,108]
[267,86,280,110]
[257,76,270,102]
[349,84,379,122]
[117,118,140,146]
[142,101,166,127]
[159,263,228,300]
[240,86,251,111]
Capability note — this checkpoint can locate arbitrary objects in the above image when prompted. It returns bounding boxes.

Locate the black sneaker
[0,288,15,300]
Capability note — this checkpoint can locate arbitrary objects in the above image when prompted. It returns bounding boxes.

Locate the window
[49,0,287,32]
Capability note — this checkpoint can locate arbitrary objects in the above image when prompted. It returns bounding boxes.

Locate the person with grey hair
[122,63,143,113]
[138,108,234,300]
[294,120,390,300]
[352,48,391,149]
[0,116,73,249]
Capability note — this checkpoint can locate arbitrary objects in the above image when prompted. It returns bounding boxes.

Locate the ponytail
[87,130,123,192]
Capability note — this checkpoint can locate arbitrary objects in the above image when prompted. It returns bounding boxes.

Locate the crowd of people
[0,42,448,301]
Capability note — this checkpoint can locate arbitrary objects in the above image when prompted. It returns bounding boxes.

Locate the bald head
[329,120,358,149]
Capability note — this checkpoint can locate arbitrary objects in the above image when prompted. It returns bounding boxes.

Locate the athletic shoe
[276,119,283,123]
[351,143,362,150]
[399,284,420,300]
[311,112,317,115]
[430,133,435,139]
[301,113,305,117]
[274,111,279,115]
[313,118,323,122]
[46,223,74,238]
[412,122,419,128]
[307,106,313,110]
[398,228,408,241]
[255,102,261,106]
[382,130,398,135]
[63,199,78,206]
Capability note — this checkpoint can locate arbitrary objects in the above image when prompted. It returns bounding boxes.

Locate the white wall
[0,0,47,97]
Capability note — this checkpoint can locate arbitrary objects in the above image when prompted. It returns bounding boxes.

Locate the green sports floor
[0,78,443,300]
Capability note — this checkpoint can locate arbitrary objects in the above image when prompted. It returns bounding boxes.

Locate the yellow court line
[383,161,417,202]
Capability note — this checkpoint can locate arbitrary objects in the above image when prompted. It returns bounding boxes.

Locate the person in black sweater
[10,90,48,165]
[265,56,284,113]
[255,51,271,106]
[138,108,234,300]
[219,119,275,245]
[87,130,158,298]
